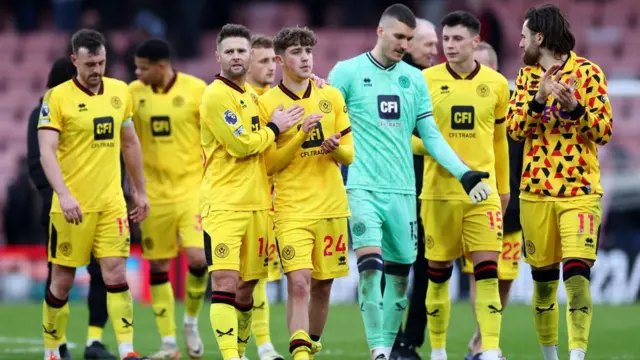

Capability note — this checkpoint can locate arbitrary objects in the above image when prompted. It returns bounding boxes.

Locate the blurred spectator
[465,0,503,67]
[11,0,40,32]
[52,0,82,33]
[123,10,167,82]
[65,9,117,76]
[3,155,40,244]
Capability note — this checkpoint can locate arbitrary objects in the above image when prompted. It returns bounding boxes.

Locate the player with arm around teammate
[328,4,492,360]
[258,26,353,360]
[508,5,613,360]
[129,38,209,359]
[38,29,150,360]
[199,24,302,360]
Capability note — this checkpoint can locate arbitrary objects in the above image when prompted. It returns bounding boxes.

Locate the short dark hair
[441,11,481,34]
[216,24,251,46]
[47,57,76,89]
[381,4,416,29]
[251,35,274,49]
[273,27,317,55]
[135,39,171,62]
[71,29,106,55]
[525,4,575,54]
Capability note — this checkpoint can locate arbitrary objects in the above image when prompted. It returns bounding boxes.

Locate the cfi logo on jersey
[111,96,122,109]
[224,110,238,126]
[172,95,184,107]
[319,100,332,113]
[398,75,411,89]
[476,84,490,98]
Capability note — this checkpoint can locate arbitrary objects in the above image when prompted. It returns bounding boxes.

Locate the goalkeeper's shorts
[347,189,417,265]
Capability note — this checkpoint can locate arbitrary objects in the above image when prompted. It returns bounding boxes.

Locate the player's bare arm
[120,125,149,223]
[38,129,83,224]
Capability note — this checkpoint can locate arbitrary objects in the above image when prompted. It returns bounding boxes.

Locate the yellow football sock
[211,291,239,360]
[184,266,207,319]
[564,260,592,351]
[474,261,502,351]
[150,272,176,341]
[87,325,104,342]
[235,300,253,357]
[251,279,271,347]
[43,289,69,350]
[289,329,312,360]
[532,269,560,346]
[426,266,453,350]
[309,335,322,359]
[106,283,134,347]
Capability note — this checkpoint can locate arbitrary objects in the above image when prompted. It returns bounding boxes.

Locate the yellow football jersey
[200,74,275,211]
[258,81,353,220]
[38,77,132,212]
[248,83,271,96]
[129,72,206,204]
[508,52,613,200]
[420,62,510,201]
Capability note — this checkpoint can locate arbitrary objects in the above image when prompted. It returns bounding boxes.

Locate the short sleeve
[38,89,63,132]
[328,61,351,100]
[416,71,434,122]
[495,79,510,120]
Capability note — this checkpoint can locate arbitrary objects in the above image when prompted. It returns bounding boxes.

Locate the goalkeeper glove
[461,171,492,204]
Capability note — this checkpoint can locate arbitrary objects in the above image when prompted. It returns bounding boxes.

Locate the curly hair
[273,27,317,55]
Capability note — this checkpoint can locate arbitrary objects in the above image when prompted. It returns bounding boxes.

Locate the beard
[227,63,247,77]
[522,44,541,66]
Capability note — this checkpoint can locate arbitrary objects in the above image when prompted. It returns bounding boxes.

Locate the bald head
[475,41,498,70]
[408,18,438,68]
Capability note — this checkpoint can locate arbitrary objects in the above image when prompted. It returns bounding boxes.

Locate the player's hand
[129,190,150,223]
[270,104,305,133]
[301,113,323,133]
[321,133,341,153]
[460,171,492,204]
[551,74,578,111]
[535,63,561,103]
[311,74,330,88]
[500,193,510,213]
[59,193,83,225]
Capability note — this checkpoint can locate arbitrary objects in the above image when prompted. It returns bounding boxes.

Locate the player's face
[442,25,479,64]
[409,30,439,67]
[474,49,497,70]
[216,37,251,77]
[134,57,164,86]
[520,20,542,66]
[378,19,414,63]
[248,47,276,85]
[279,45,313,80]
[71,46,106,87]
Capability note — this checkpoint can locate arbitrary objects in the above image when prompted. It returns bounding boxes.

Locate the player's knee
[185,248,207,268]
[211,270,239,293]
[149,259,170,273]
[562,259,591,281]
[98,257,127,285]
[310,279,333,300]
[473,260,498,281]
[287,272,311,300]
[357,253,383,276]
[49,264,75,297]
[428,264,454,284]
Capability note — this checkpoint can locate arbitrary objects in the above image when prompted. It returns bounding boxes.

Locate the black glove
[461,171,491,204]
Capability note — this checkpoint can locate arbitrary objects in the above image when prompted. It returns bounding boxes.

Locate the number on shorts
[578,213,595,234]
[501,241,522,261]
[267,243,277,261]
[323,234,347,256]
[116,217,130,237]
[258,237,265,257]
[194,214,203,231]
[487,211,503,230]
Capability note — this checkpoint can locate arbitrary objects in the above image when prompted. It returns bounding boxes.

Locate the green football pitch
[0,302,638,359]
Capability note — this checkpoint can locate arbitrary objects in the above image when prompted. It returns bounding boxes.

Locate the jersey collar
[151,70,178,94]
[539,51,575,74]
[277,80,312,101]
[73,77,104,96]
[446,60,481,80]
[366,52,397,71]
[215,74,245,94]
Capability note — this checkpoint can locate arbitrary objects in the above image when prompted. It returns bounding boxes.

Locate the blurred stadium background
[0,0,639,357]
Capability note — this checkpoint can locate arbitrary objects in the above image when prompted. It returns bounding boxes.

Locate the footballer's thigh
[275,218,315,275]
[311,217,350,280]
[462,200,503,259]
[139,202,179,260]
[498,231,523,280]
[177,196,204,251]
[267,212,282,281]
[520,199,562,268]
[347,189,384,251]
[557,196,602,263]
[93,207,131,260]
[202,206,249,273]
[422,200,464,262]
[240,210,270,281]
[49,212,99,267]
[382,193,418,264]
